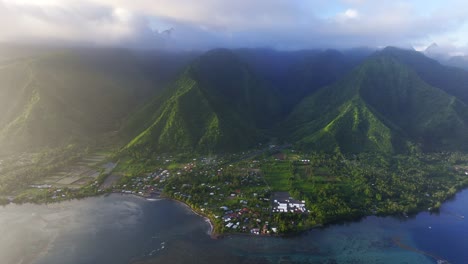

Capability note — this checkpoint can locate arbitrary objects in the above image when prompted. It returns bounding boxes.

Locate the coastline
[161,195,218,239]
[158,195,320,239]
[6,186,466,240]
[104,192,219,238]
[3,187,467,263]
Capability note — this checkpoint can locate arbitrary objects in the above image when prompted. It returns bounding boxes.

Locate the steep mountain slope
[282,50,351,109]
[233,48,320,93]
[233,48,371,115]
[286,54,468,153]
[380,47,468,104]
[4,45,468,156]
[123,49,280,154]
[189,49,281,128]
[0,48,187,153]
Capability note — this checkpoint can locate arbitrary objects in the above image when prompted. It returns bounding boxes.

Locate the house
[276,201,288,212]
[272,192,307,213]
[250,228,260,235]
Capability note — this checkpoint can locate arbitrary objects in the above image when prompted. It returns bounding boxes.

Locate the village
[105,149,468,236]
[102,149,313,235]
[113,173,309,235]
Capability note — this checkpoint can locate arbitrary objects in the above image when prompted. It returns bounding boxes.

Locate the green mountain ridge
[122,49,279,154]
[124,73,256,154]
[0,49,172,153]
[379,47,468,105]
[3,46,468,156]
[286,54,468,153]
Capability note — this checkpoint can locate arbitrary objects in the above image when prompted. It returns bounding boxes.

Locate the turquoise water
[1,190,467,264]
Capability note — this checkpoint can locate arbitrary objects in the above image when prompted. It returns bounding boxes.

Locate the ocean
[1,190,467,264]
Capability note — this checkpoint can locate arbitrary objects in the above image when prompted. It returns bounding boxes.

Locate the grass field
[31,152,110,189]
[261,161,293,191]
[292,180,316,193]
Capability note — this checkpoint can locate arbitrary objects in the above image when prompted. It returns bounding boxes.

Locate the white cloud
[0,0,468,51]
[344,9,359,19]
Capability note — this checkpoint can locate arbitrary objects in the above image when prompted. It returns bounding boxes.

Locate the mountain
[445,55,468,71]
[422,44,468,71]
[379,47,468,105]
[124,47,468,155]
[3,45,468,156]
[122,49,280,154]
[281,49,367,111]
[233,48,321,95]
[286,53,468,153]
[423,42,449,62]
[0,47,193,154]
[234,48,371,114]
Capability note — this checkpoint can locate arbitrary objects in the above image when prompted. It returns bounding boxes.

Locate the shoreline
[162,196,218,239]
[108,192,219,238]
[5,187,466,240]
[160,195,321,239]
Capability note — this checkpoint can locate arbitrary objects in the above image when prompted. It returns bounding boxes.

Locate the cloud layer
[2,0,468,52]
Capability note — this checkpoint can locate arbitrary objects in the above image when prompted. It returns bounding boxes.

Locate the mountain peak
[197,48,239,63]
[425,42,439,52]
[378,46,419,56]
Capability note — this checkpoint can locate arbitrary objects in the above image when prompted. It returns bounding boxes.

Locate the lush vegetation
[0,47,192,154]
[112,47,468,234]
[120,148,468,235]
[286,55,468,153]
[380,47,468,105]
[287,151,468,223]
[122,49,281,154]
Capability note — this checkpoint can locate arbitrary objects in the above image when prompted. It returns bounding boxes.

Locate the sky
[1,0,468,54]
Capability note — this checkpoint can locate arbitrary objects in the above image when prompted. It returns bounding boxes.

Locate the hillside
[3,46,468,156]
[286,54,468,153]
[234,48,370,114]
[122,49,280,154]
[379,47,468,105]
[281,49,365,111]
[0,48,190,154]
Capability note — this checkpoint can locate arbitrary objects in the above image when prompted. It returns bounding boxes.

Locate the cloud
[343,9,359,19]
[1,0,468,51]
[0,0,172,48]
